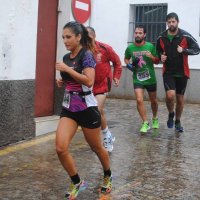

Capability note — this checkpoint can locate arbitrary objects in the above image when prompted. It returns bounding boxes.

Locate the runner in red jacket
[87,26,122,152]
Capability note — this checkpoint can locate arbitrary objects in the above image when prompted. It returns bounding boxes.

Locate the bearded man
[156,12,200,132]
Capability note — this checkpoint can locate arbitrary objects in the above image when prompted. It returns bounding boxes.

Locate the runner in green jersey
[124,25,160,133]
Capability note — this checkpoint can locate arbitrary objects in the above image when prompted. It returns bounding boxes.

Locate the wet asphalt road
[0,98,200,200]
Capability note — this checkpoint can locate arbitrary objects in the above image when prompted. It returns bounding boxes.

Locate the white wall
[0,0,39,80]
[90,0,200,68]
[56,0,71,63]
[90,0,129,65]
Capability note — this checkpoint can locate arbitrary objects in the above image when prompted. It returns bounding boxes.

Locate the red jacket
[93,41,122,95]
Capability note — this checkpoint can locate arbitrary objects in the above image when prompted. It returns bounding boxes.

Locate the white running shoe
[103,135,115,152]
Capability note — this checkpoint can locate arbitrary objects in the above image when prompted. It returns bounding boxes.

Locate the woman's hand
[56,62,69,72]
[56,78,64,87]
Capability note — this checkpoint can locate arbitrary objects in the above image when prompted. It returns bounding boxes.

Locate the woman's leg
[82,127,110,171]
[56,117,78,176]
[82,126,112,193]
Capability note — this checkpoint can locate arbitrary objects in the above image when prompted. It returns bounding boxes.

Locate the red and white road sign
[72,0,91,23]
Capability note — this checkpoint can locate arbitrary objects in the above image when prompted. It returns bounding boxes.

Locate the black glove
[132,57,140,66]
[126,63,134,72]
[126,57,140,72]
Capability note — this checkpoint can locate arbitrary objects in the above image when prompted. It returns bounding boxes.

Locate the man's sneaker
[152,118,159,129]
[140,121,150,133]
[100,175,112,193]
[175,121,184,132]
[103,136,114,152]
[167,112,174,128]
[64,180,86,200]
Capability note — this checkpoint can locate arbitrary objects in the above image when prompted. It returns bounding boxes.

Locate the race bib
[137,70,151,81]
[62,90,70,109]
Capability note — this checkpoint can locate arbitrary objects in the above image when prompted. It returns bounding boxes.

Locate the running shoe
[100,175,112,193]
[167,112,174,128]
[175,121,184,132]
[152,118,159,129]
[103,135,115,152]
[64,180,86,200]
[140,121,150,133]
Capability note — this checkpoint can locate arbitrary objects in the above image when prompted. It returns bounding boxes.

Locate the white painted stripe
[75,1,89,11]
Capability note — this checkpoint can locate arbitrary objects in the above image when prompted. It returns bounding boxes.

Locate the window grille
[128,4,168,45]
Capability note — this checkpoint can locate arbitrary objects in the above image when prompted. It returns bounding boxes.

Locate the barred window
[128,4,168,45]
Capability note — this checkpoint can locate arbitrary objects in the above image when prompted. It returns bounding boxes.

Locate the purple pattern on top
[69,95,88,112]
[82,51,96,69]
[63,50,96,112]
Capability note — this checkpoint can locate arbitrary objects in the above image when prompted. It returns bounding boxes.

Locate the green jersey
[125,42,158,85]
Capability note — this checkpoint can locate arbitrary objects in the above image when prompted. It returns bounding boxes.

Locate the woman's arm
[56,62,95,87]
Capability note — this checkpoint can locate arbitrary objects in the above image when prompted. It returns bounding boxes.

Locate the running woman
[55,21,112,199]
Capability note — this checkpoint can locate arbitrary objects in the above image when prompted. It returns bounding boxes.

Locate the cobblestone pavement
[0,99,200,200]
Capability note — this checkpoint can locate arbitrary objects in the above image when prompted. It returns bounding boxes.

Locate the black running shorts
[134,83,157,92]
[163,74,188,95]
[60,106,101,129]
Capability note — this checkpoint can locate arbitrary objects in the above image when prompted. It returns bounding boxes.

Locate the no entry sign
[72,0,91,23]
